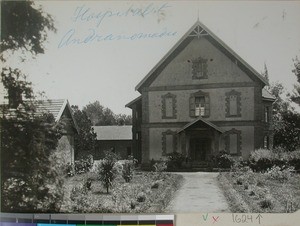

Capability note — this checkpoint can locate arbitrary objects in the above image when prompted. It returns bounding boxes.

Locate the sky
[2,1,300,114]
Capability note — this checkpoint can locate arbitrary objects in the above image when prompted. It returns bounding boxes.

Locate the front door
[190,138,210,161]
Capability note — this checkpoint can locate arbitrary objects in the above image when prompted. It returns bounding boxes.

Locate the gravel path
[165,172,229,213]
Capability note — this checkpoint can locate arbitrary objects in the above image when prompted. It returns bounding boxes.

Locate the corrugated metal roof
[92,125,132,140]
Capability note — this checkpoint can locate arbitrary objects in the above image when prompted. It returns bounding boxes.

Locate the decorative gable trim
[161,92,177,119]
[225,90,242,117]
[135,21,267,92]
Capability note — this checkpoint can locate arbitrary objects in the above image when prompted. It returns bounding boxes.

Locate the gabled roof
[178,117,224,134]
[36,99,79,132]
[93,125,132,140]
[135,20,268,92]
[262,88,276,101]
[125,96,142,109]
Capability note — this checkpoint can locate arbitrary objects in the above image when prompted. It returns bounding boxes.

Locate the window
[162,130,177,155]
[190,91,209,117]
[263,136,269,149]
[264,106,270,123]
[229,95,237,115]
[224,128,241,155]
[195,96,205,116]
[229,134,238,154]
[225,90,241,117]
[165,134,173,154]
[190,57,208,79]
[162,93,177,119]
[136,132,139,140]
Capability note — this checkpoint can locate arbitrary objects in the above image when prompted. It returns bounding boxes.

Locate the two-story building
[126,21,275,166]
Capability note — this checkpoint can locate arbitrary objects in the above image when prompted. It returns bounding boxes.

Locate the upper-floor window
[195,96,205,116]
[225,90,241,117]
[189,57,208,79]
[190,90,210,117]
[264,106,270,123]
[162,93,177,119]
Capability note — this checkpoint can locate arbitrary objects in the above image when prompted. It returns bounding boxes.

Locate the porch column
[214,130,220,156]
[185,134,190,158]
[180,131,187,155]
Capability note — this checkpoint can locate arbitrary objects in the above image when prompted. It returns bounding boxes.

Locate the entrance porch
[178,117,224,164]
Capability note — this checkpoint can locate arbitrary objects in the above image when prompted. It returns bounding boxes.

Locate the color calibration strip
[0,214,174,226]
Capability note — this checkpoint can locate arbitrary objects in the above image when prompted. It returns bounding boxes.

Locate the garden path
[165,172,229,213]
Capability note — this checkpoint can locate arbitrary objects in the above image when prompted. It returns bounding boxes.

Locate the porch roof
[178,117,224,134]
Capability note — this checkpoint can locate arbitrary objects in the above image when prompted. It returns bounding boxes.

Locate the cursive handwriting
[58,28,177,48]
[72,3,171,27]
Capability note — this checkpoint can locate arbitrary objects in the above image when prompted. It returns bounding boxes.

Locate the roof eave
[125,96,142,108]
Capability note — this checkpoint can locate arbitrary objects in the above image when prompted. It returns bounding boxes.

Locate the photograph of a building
[127,21,275,166]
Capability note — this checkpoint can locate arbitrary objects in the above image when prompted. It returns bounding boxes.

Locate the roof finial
[197,8,199,21]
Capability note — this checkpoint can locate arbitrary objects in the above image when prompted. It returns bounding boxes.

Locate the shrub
[249,149,275,172]
[137,192,146,202]
[98,150,120,193]
[259,197,274,209]
[265,166,294,182]
[84,178,92,191]
[74,155,94,174]
[66,163,75,177]
[217,151,234,168]
[122,157,137,183]
[166,152,185,170]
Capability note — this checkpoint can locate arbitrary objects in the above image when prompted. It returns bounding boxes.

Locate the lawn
[218,170,300,213]
[60,170,183,213]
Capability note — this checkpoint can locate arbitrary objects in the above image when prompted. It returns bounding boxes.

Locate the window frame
[190,90,210,118]
[190,57,208,79]
[161,92,177,119]
[225,90,242,117]
[162,130,178,156]
[224,128,242,156]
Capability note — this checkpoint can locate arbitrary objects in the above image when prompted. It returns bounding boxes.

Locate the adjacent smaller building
[37,99,79,163]
[93,125,132,159]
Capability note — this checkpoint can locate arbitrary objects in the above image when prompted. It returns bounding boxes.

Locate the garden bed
[60,171,183,213]
[218,171,300,213]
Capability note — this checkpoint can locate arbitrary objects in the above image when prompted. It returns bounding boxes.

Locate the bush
[265,166,294,182]
[217,151,234,168]
[74,155,94,174]
[137,192,146,202]
[166,152,185,170]
[122,156,137,183]
[98,150,120,193]
[66,163,75,177]
[259,197,274,209]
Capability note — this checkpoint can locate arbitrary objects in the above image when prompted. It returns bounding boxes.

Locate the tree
[273,110,300,152]
[1,69,64,212]
[71,105,97,159]
[115,113,132,125]
[291,57,300,106]
[269,81,300,151]
[83,101,131,126]
[1,1,61,212]
[98,150,120,193]
[1,0,55,57]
